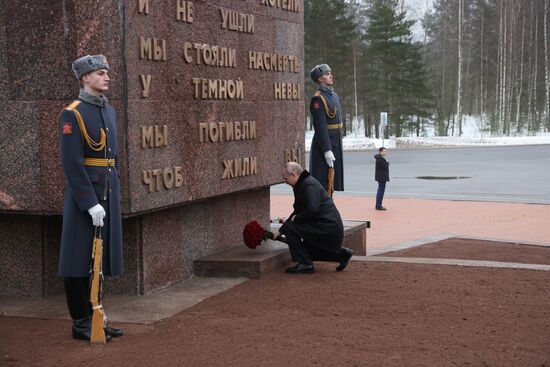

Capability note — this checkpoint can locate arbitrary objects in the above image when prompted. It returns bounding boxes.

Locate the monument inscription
[127,0,304,213]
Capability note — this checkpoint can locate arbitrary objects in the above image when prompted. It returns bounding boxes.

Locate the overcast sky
[402,0,434,41]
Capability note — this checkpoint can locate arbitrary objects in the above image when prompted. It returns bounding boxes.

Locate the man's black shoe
[105,325,124,338]
[72,318,112,342]
[336,248,354,272]
[375,206,387,211]
[285,263,314,274]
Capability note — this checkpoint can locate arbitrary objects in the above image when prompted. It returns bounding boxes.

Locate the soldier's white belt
[327,123,342,130]
[84,158,116,167]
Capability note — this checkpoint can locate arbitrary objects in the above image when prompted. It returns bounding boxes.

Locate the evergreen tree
[304,0,360,131]
[361,0,432,137]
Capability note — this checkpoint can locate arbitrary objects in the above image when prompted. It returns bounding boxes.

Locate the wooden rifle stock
[89,230,107,343]
[327,167,335,197]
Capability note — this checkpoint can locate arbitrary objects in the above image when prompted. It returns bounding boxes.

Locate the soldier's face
[318,71,333,86]
[82,69,110,93]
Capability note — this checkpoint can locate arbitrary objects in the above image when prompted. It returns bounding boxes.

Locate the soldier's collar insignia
[63,122,73,135]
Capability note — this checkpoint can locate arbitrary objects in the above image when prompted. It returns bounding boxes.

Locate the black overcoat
[374,154,389,182]
[280,171,344,254]
[58,99,123,277]
[309,85,344,191]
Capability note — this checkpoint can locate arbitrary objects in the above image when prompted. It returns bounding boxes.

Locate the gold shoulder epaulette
[313,91,337,119]
[65,100,81,111]
[64,100,106,151]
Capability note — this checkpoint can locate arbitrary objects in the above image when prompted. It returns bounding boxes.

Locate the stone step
[341,220,370,255]
[193,220,370,278]
[193,241,290,278]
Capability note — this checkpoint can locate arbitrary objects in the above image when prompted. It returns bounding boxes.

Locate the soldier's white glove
[88,204,106,227]
[324,150,336,168]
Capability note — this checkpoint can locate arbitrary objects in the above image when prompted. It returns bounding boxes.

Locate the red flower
[243,221,274,249]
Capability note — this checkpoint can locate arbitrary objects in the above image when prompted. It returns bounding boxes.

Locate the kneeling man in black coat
[275,162,353,274]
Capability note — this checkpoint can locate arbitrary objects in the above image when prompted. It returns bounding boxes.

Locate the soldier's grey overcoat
[309,85,344,191]
[58,98,123,277]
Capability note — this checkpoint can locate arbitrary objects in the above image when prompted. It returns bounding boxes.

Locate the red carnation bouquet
[243,221,274,249]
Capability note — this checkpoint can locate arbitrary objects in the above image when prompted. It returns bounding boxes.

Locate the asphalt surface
[271,145,550,204]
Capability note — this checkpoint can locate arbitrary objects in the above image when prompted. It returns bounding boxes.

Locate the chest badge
[62,122,73,135]
[312,102,320,109]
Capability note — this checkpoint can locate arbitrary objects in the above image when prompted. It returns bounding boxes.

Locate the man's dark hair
[378,147,386,153]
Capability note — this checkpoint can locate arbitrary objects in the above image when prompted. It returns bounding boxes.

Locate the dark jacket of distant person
[374,153,389,182]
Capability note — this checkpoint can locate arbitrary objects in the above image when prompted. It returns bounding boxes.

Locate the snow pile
[394,135,550,148]
[305,115,550,151]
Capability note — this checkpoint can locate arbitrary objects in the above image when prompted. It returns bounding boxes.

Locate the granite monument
[0,0,304,296]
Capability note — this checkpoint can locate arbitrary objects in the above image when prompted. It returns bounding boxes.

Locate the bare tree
[504,0,518,136]
[494,0,503,134]
[501,0,509,135]
[526,2,537,133]
[456,0,464,136]
[532,9,539,132]
[544,0,550,131]
[441,24,448,135]
[515,6,525,133]
[479,3,484,122]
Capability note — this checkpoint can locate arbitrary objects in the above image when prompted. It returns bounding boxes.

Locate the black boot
[64,278,111,342]
[72,317,112,342]
[104,324,124,338]
[72,317,91,340]
[285,263,315,274]
[88,302,124,338]
[86,292,124,338]
[336,248,354,272]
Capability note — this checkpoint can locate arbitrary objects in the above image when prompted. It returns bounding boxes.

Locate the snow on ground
[305,115,550,151]
[305,130,550,151]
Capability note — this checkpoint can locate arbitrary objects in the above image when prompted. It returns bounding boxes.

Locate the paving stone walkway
[271,195,550,252]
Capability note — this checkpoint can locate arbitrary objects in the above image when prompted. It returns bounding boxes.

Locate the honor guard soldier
[308,64,344,192]
[58,54,123,341]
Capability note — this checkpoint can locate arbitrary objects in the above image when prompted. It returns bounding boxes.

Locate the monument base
[0,188,269,297]
[193,220,370,279]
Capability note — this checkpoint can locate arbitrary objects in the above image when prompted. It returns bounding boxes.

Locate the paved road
[271,145,550,204]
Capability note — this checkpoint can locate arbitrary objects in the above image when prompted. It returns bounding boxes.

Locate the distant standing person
[308,64,344,192]
[374,147,389,210]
